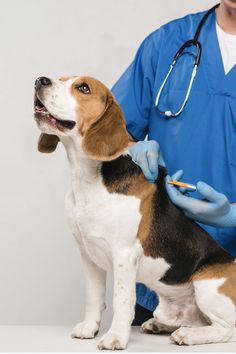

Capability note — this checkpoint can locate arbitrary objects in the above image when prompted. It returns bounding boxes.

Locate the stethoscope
[155,3,220,118]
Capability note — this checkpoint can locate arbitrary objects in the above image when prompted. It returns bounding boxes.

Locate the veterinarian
[112,0,236,324]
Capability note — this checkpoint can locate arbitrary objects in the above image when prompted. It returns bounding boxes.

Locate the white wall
[0,0,217,325]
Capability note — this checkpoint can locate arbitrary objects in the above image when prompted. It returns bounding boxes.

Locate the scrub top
[112,10,236,311]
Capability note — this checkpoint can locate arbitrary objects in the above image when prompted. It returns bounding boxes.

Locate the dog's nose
[35,76,52,89]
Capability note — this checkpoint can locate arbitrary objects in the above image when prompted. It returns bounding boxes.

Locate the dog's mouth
[34,96,76,130]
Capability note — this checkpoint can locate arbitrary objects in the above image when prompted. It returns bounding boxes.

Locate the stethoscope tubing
[155,3,220,118]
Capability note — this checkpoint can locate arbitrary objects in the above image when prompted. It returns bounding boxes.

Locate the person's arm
[112,30,164,181]
[166,170,236,228]
[112,31,162,141]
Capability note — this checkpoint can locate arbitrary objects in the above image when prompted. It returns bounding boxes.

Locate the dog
[34,75,236,350]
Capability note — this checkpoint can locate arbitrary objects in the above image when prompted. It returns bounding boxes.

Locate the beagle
[34,75,236,350]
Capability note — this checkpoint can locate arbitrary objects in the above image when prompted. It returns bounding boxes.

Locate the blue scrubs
[112,10,236,311]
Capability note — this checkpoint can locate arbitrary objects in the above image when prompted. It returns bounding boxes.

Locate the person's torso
[147,10,236,255]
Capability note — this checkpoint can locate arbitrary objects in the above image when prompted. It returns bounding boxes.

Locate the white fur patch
[63,138,142,272]
[37,78,78,122]
[194,278,236,326]
[137,256,170,291]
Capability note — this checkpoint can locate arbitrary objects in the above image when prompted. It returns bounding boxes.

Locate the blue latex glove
[166,170,236,228]
[129,140,164,183]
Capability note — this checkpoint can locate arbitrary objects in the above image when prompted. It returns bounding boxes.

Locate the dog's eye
[75,83,91,94]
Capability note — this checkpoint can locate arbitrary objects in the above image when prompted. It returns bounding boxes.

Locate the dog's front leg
[98,245,141,350]
[72,249,106,339]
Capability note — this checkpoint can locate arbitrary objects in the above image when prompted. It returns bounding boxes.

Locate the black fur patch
[101,155,234,285]
[101,155,141,194]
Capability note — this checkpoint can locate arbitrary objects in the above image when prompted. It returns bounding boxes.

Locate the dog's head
[34,76,130,160]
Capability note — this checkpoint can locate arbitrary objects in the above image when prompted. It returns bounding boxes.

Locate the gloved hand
[129,140,164,183]
[166,170,236,228]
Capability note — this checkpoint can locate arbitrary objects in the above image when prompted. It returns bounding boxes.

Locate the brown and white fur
[34,76,236,350]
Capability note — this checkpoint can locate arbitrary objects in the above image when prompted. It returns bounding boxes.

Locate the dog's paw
[71,321,99,339]
[170,327,194,346]
[141,318,175,334]
[141,318,161,334]
[97,332,127,350]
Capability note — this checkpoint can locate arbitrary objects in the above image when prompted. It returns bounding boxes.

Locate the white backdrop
[0,0,217,325]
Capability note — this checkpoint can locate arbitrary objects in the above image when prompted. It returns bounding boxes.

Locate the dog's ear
[38,133,60,153]
[82,93,130,161]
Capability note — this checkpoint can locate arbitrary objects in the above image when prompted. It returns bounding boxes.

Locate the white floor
[0,326,235,352]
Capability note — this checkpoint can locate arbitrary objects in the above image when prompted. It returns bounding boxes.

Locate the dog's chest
[67,176,142,270]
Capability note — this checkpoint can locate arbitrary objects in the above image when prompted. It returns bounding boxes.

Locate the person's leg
[132,304,153,325]
[132,283,158,325]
